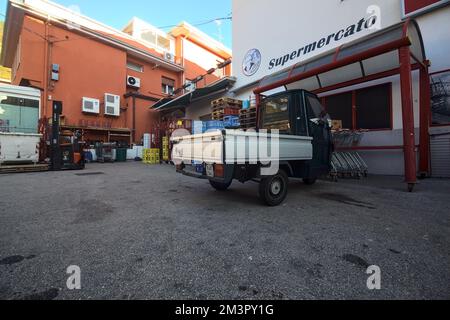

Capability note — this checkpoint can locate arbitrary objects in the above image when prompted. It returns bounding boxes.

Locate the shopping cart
[330,130,369,181]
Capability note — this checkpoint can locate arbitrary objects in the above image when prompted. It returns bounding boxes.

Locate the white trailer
[0,132,42,165]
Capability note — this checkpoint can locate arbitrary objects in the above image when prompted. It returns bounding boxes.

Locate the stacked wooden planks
[0,164,49,174]
[239,107,257,129]
[211,97,243,121]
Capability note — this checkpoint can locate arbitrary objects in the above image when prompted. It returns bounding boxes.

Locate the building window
[324,92,353,129]
[356,84,391,130]
[162,77,175,95]
[127,61,143,73]
[157,35,171,52]
[0,95,40,133]
[430,70,450,126]
[323,83,392,130]
[139,30,172,52]
[141,31,157,45]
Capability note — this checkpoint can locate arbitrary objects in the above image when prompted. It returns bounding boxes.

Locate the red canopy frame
[253,20,430,191]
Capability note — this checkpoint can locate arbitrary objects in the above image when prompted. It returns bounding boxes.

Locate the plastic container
[192,121,204,135]
[116,148,127,162]
[84,151,93,163]
[143,148,160,164]
[223,116,240,128]
[204,121,224,132]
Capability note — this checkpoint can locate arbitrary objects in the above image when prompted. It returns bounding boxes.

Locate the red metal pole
[419,64,431,177]
[255,93,261,130]
[398,46,417,191]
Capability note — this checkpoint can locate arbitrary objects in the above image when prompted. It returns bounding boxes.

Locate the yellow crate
[143,149,160,164]
[162,138,170,161]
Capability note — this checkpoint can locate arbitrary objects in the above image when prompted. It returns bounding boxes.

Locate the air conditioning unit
[127,75,141,88]
[104,93,120,117]
[82,97,100,114]
[164,51,175,63]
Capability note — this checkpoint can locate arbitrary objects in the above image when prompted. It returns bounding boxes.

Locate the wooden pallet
[212,97,243,107]
[239,108,257,116]
[0,164,49,174]
[239,108,257,128]
[212,109,240,117]
[240,120,257,126]
[240,118,257,129]
[211,104,242,113]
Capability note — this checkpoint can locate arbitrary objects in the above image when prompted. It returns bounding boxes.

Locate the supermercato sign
[267,14,378,71]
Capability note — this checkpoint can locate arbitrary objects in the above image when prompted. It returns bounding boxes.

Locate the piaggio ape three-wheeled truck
[172,89,333,206]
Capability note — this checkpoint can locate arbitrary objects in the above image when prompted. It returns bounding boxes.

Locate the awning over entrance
[255,20,425,94]
[152,77,236,111]
[253,20,430,191]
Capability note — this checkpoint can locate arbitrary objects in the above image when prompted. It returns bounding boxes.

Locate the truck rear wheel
[259,171,288,206]
[209,180,232,191]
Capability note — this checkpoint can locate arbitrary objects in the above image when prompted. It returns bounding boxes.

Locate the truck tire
[259,171,288,206]
[209,180,232,191]
[303,178,317,185]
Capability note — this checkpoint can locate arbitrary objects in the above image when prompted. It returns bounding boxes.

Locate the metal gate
[431,133,450,178]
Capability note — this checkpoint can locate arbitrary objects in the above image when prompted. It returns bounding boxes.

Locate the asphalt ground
[0,162,449,300]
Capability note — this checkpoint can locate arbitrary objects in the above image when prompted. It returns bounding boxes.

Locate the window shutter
[162,77,175,87]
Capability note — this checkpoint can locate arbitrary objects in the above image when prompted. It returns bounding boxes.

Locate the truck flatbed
[171,89,333,206]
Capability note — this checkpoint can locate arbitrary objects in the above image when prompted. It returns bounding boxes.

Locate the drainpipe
[132,95,136,143]
[42,19,50,119]
[398,46,417,192]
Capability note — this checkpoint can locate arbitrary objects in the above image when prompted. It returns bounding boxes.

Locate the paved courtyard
[0,162,449,300]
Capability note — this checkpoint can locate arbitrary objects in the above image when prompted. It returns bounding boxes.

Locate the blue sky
[0,0,232,48]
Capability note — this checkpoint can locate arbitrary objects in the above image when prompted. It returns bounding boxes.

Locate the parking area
[0,162,449,300]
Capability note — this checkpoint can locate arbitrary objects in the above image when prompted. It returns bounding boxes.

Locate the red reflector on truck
[215,164,224,178]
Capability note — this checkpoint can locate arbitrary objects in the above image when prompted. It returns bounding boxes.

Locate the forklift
[50,101,85,171]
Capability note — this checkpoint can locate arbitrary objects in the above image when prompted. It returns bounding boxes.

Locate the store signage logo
[242,49,262,77]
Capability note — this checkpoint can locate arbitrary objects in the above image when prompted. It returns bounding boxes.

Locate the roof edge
[1,2,25,67]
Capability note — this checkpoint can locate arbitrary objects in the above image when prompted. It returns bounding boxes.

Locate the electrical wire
[0,11,54,42]
[155,16,232,30]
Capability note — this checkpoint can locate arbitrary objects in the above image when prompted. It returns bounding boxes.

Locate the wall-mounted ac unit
[127,75,141,88]
[104,93,120,117]
[82,97,100,114]
[164,51,175,63]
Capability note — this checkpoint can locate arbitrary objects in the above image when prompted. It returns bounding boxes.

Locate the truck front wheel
[259,171,288,206]
[209,180,232,191]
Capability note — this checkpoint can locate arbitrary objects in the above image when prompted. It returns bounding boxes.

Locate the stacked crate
[223,115,240,129]
[211,97,242,121]
[162,137,170,162]
[143,148,160,164]
[239,107,257,129]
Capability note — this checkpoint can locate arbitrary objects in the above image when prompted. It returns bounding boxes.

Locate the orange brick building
[1,0,232,144]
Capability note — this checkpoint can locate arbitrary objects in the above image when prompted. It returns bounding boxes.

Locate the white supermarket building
[230,0,450,181]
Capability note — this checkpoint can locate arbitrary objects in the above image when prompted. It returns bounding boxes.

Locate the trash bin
[116,148,127,162]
